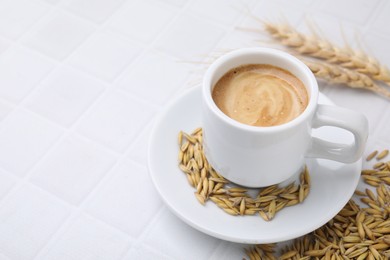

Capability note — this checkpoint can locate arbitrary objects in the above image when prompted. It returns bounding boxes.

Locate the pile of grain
[178,128,310,221]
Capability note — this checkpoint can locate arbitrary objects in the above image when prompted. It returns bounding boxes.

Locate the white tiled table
[0,0,389,259]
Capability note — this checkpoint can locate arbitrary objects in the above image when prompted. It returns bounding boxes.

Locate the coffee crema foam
[212,64,308,127]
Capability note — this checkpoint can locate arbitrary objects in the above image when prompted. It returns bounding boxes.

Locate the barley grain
[374,162,385,169]
[268,200,276,220]
[377,150,389,161]
[280,250,298,259]
[223,208,238,216]
[178,131,183,145]
[259,211,269,221]
[195,193,205,205]
[367,150,378,161]
[240,199,246,216]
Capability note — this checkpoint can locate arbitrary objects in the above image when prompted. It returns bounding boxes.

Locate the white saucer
[148,86,361,244]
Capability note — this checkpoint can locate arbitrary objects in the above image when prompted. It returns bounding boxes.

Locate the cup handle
[306,104,368,163]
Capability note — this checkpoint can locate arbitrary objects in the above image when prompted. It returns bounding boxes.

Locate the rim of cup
[202,47,319,133]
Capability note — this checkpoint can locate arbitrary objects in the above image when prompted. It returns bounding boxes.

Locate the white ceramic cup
[202,48,368,187]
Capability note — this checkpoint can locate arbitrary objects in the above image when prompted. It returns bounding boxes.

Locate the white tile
[67,32,142,81]
[215,29,260,51]
[275,0,314,6]
[42,0,62,4]
[159,0,189,7]
[0,47,55,103]
[25,66,105,127]
[296,12,361,48]
[318,0,379,25]
[143,208,220,260]
[0,0,49,39]
[188,0,257,26]
[0,185,70,259]
[30,135,117,205]
[23,11,95,60]
[0,38,9,54]
[214,0,304,52]
[40,214,130,260]
[86,160,162,237]
[0,110,63,176]
[239,1,304,30]
[77,90,156,152]
[116,50,190,105]
[126,122,152,166]
[64,0,125,23]
[371,1,390,35]
[376,107,390,143]
[123,245,173,260]
[0,170,16,200]
[108,0,177,43]
[154,13,225,60]
[209,242,246,260]
[0,100,13,122]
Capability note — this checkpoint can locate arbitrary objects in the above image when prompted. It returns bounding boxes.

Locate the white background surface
[0,0,389,259]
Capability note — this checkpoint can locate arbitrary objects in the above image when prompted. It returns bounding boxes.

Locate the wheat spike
[304,60,390,99]
[264,22,390,84]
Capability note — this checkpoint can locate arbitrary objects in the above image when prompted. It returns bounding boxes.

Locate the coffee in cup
[212,64,308,127]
